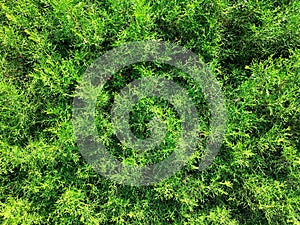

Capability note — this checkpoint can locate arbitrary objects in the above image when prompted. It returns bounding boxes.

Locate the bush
[0,0,299,224]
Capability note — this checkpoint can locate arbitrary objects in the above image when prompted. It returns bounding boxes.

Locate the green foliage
[0,0,299,224]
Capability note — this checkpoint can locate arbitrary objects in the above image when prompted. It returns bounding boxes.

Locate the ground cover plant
[0,0,299,224]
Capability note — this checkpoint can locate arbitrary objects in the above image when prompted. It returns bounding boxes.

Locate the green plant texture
[0,0,299,224]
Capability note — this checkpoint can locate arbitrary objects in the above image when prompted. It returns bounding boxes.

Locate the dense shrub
[0,0,299,224]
